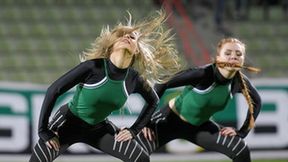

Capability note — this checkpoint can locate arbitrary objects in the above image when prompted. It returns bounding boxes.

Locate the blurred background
[0,0,287,162]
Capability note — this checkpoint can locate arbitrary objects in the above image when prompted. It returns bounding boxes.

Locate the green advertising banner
[0,79,288,154]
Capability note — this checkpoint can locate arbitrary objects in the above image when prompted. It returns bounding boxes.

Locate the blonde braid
[215,37,259,129]
[238,71,255,129]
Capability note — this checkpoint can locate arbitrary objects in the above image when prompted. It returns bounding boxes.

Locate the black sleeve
[236,77,262,138]
[128,75,159,136]
[38,61,92,142]
[154,67,206,98]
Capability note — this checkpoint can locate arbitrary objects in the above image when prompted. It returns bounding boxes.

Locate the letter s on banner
[0,93,29,152]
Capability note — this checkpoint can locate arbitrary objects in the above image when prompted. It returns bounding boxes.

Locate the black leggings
[136,105,251,162]
[29,105,149,162]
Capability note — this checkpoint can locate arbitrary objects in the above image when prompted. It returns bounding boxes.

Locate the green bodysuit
[68,60,129,125]
[175,82,232,126]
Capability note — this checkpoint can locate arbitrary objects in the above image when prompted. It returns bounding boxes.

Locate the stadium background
[0,0,288,161]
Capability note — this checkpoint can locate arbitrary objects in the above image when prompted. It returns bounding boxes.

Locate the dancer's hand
[115,128,133,142]
[45,136,60,151]
[142,127,155,141]
[220,127,237,136]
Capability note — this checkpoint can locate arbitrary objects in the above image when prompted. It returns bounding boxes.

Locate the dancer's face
[113,31,140,56]
[217,42,245,71]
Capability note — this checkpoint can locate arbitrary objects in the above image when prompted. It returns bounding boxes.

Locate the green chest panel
[175,83,232,125]
[68,60,128,125]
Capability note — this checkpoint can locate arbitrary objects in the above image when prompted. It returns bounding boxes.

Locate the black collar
[107,59,128,74]
[213,64,233,85]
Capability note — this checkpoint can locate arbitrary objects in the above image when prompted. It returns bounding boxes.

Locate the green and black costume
[30,58,158,162]
[136,64,261,162]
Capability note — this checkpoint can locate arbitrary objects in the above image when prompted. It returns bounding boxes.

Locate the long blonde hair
[215,38,260,129]
[81,10,184,85]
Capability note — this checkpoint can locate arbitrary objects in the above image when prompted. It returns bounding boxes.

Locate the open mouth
[122,39,130,44]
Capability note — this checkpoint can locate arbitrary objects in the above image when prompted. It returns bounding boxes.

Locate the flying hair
[80,10,184,86]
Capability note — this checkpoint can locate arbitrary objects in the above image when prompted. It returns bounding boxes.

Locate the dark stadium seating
[0,0,287,84]
[0,0,156,83]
